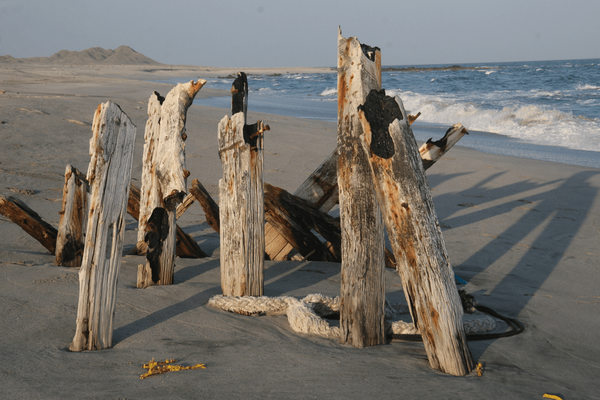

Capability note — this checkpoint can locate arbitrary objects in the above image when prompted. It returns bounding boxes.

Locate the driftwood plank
[0,195,58,254]
[70,101,136,351]
[357,89,474,376]
[55,165,88,267]
[136,80,206,287]
[337,28,386,348]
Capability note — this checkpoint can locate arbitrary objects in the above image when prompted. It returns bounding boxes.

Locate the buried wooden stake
[70,101,136,352]
[357,89,474,376]
[218,72,266,296]
[55,165,88,267]
[135,80,206,287]
[337,28,386,348]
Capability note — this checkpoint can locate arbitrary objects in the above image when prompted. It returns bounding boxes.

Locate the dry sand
[1,63,600,399]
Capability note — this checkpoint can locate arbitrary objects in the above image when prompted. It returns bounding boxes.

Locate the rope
[208,293,502,340]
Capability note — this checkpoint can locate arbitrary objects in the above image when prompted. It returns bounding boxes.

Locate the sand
[1,63,600,399]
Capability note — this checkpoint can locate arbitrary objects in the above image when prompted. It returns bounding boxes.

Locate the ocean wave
[576,84,600,91]
[389,90,600,152]
[319,88,337,96]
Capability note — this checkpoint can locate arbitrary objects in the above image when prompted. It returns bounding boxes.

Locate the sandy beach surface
[1,63,600,399]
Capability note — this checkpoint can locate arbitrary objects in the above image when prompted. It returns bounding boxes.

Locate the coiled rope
[208,293,522,341]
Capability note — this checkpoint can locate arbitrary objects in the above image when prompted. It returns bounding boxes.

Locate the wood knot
[182,133,187,141]
[183,169,191,178]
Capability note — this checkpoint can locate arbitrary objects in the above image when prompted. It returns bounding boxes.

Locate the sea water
[186,59,600,168]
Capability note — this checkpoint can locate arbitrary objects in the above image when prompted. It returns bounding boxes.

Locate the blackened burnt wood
[264,183,340,262]
[70,101,136,352]
[357,89,474,376]
[0,195,58,254]
[127,182,207,259]
[190,179,220,234]
[337,28,386,348]
[55,165,88,267]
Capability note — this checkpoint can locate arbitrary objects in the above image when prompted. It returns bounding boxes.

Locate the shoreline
[2,63,600,399]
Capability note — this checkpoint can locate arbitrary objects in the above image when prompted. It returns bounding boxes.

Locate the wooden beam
[420,123,469,170]
[0,195,58,254]
[337,28,386,348]
[55,165,88,267]
[357,89,474,376]
[70,101,136,351]
[189,178,220,234]
[264,183,340,262]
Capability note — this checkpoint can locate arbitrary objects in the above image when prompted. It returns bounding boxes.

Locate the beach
[1,63,600,399]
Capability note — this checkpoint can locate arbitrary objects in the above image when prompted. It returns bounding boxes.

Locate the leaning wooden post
[357,89,474,376]
[70,101,136,351]
[55,165,88,267]
[135,80,206,287]
[218,72,266,296]
[336,29,386,348]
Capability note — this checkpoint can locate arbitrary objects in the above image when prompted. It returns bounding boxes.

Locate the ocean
[186,59,600,169]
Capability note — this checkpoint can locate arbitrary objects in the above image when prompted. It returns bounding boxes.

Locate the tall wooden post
[55,165,88,268]
[70,101,136,351]
[357,89,474,376]
[218,72,266,297]
[337,28,386,347]
[135,80,206,287]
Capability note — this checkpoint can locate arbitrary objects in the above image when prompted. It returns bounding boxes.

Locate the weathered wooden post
[70,101,136,351]
[55,165,88,267]
[218,72,267,296]
[135,80,206,287]
[357,89,474,376]
[419,123,469,169]
[336,29,386,348]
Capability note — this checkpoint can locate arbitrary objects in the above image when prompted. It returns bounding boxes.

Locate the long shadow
[436,170,600,356]
[112,259,221,344]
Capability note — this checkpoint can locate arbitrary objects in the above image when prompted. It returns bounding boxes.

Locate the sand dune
[0,45,161,65]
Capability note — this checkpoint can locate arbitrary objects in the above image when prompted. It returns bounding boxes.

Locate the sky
[1,0,599,67]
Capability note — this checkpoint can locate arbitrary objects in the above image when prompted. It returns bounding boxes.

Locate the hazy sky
[1,0,599,67]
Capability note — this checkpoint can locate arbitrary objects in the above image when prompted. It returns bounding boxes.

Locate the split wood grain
[337,28,386,348]
[70,101,136,352]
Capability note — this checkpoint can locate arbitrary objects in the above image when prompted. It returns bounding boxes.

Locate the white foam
[391,90,600,152]
[319,88,337,97]
[576,84,600,91]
